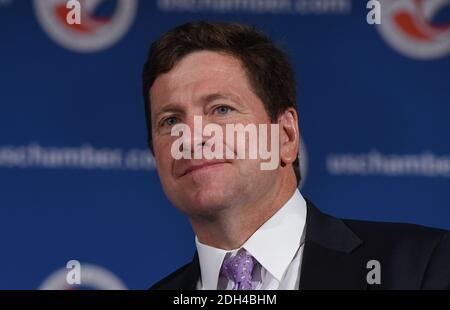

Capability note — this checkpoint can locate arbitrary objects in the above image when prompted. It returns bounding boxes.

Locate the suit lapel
[179,253,201,290]
[154,252,200,290]
[299,199,368,290]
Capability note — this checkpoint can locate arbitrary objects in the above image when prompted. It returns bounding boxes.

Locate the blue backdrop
[0,0,449,289]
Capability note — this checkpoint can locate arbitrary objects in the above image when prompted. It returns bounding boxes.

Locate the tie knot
[220,249,255,290]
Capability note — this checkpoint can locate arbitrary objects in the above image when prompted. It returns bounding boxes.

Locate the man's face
[149,51,280,217]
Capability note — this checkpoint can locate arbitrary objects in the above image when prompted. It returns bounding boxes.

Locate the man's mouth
[180,161,230,177]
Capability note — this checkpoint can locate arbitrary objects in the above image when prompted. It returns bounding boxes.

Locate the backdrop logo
[33,0,138,53]
[39,262,127,290]
[376,0,450,60]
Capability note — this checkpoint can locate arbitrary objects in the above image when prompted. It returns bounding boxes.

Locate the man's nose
[179,116,208,156]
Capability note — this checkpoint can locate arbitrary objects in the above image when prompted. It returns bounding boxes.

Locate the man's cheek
[154,140,171,158]
[154,152,170,177]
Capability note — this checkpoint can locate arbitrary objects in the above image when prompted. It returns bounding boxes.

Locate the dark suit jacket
[150,199,450,290]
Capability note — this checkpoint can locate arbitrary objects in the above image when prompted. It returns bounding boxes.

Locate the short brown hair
[142,21,301,184]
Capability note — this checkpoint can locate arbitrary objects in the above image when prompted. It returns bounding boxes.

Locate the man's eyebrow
[153,92,242,121]
[199,92,242,105]
[153,103,185,121]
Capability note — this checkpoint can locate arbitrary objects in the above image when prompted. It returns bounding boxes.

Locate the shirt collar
[195,238,228,290]
[195,189,307,289]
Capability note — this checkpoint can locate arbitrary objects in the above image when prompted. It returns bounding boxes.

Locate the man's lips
[179,161,230,177]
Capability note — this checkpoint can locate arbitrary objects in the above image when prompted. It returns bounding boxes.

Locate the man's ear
[278,108,300,166]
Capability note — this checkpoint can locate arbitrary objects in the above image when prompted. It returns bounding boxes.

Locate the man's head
[142,21,300,217]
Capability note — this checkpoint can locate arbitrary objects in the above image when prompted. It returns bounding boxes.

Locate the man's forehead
[154,51,244,87]
[150,52,250,107]
[172,50,243,73]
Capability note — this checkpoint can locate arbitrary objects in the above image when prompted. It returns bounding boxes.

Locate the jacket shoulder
[149,262,193,290]
[341,218,450,289]
[341,217,448,243]
[149,253,201,290]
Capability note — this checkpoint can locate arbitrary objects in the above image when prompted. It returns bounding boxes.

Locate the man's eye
[215,106,232,115]
[162,117,178,127]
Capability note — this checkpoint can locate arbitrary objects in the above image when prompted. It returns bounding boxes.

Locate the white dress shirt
[195,189,307,290]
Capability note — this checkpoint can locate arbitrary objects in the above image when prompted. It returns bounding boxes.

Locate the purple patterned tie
[220,249,256,290]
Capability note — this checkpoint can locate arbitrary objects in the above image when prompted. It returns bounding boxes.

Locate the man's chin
[180,186,233,217]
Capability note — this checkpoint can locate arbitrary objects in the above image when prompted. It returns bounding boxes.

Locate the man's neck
[190,176,297,250]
